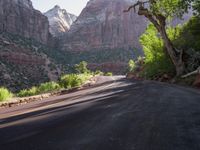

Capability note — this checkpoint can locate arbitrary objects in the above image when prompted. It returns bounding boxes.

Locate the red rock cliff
[61,0,148,52]
[0,0,50,44]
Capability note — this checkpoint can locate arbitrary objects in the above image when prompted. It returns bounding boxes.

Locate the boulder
[193,74,200,87]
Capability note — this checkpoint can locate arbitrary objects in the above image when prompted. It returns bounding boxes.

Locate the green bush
[94,70,104,76]
[75,61,89,74]
[17,82,61,97]
[38,82,60,93]
[104,72,113,76]
[0,87,13,102]
[17,74,91,98]
[173,17,200,72]
[139,24,176,78]
[60,73,91,89]
[17,87,38,97]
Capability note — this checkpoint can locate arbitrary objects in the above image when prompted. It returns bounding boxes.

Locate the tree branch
[124,0,160,31]
[182,67,200,78]
[123,1,149,13]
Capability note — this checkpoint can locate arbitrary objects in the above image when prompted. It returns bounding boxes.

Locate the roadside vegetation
[59,73,91,89]
[17,82,61,97]
[104,72,113,76]
[126,0,200,85]
[16,61,112,98]
[0,87,13,102]
[0,61,113,100]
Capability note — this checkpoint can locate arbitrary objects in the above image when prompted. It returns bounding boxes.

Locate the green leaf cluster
[139,24,179,78]
[0,87,13,102]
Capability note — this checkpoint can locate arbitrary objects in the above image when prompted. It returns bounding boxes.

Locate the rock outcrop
[0,0,50,44]
[44,5,77,37]
[0,33,61,92]
[61,0,148,52]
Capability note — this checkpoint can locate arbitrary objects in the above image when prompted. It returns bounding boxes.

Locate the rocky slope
[0,33,61,92]
[0,0,63,91]
[44,5,77,37]
[62,0,147,52]
[0,0,51,44]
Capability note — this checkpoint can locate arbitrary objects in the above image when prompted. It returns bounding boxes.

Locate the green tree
[75,61,89,74]
[124,0,191,76]
[140,24,178,78]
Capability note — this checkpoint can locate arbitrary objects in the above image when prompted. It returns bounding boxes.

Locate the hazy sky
[32,0,90,15]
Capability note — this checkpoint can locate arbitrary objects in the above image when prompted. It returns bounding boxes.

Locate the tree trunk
[124,2,185,76]
[159,26,185,76]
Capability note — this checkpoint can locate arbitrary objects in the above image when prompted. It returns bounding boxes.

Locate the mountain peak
[53,5,61,10]
[44,6,77,37]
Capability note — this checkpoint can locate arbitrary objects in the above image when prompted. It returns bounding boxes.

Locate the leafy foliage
[60,74,91,89]
[150,0,191,18]
[126,0,193,75]
[104,72,113,76]
[139,24,177,78]
[37,82,60,94]
[18,82,61,97]
[0,87,13,101]
[75,61,89,74]
[173,17,200,72]
[174,17,200,51]
[140,16,200,79]
[94,70,104,76]
[18,87,38,97]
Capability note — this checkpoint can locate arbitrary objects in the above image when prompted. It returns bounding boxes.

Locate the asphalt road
[1,76,200,150]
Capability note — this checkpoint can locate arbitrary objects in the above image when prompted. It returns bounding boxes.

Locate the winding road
[1,76,200,150]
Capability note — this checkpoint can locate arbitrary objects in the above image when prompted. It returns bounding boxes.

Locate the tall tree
[124,0,191,76]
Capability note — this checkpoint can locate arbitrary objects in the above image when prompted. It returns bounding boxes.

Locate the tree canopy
[124,0,193,76]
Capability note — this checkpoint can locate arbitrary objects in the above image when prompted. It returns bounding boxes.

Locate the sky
[32,0,90,15]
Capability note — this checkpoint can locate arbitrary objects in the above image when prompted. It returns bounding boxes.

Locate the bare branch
[182,67,200,78]
[123,1,149,13]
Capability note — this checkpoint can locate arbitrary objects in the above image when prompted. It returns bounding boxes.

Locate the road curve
[1,76,200,150]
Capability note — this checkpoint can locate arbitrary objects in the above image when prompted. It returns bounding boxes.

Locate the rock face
[44,5,77,37]
[62,0,148,52]
[0,0,50,44]
[0,33,61,92]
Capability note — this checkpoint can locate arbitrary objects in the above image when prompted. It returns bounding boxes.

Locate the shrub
[0,87,13,102]
[18,87,38,97]
[139,24,176,78]
[104,72,113,76]
[38,82,60,93]
[94,70,104,76]
[18,82,61,97]
[173,17,200,72]
[75,61,89,74]
[60,73,91,89]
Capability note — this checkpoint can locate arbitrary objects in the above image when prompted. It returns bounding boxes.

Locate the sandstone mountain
[0,33,61,92]
[0,0,194,89]
[59,0,148,74]
[44,5,77,37]
[0,0,51,44]
[62,0,147,52]
[0,0,62,91]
